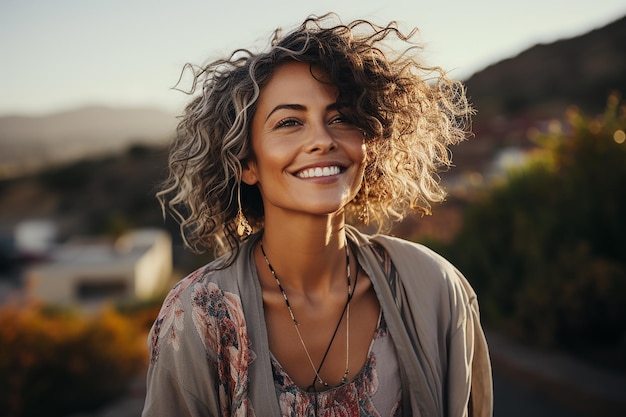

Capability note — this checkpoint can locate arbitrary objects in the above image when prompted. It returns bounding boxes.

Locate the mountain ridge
[0,105,177,178]
[0,105,177,143]
[465,14,626,124]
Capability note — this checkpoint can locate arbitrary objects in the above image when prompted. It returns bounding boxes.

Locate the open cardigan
[142,226,493,417]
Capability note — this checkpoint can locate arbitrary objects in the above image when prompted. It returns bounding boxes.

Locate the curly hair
[157,13,472,263]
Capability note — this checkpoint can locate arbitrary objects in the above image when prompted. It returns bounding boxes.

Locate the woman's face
[243,61,366,221]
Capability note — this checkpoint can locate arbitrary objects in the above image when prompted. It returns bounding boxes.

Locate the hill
[0,145,169,236]
[449,14,626,175]
[0,106,177,178]
[464,14,626,143]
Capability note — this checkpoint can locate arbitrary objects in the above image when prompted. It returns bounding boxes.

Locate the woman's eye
[330,114,355,126]
[275,118,300,128]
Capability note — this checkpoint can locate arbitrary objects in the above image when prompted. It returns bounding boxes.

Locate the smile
[296,166,342,179]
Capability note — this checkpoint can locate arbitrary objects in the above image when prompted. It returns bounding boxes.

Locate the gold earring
[359,178,370,225]
[235,183,252,237]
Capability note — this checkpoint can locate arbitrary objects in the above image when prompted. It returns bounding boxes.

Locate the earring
[359,178,370,225]
[235,183,252,237]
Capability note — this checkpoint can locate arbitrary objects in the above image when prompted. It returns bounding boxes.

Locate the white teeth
[297,166,341,178]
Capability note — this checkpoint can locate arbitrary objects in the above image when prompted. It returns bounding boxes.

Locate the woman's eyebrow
[265,104,305,121]
[265,102,348,122]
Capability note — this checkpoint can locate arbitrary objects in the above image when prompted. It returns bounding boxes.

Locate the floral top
[271,314,403,417]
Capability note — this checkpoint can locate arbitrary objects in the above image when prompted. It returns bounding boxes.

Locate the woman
[143,14,492,417]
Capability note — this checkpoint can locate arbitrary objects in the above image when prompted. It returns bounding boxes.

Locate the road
[488,331,626,417]
[494,374,587,417]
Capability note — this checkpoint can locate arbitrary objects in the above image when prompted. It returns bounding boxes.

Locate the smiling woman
[144,13,492,417]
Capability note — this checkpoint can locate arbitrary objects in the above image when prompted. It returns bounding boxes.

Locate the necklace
[259,240,355,390]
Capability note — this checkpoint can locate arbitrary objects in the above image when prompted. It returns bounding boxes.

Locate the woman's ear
[241,159,258,186]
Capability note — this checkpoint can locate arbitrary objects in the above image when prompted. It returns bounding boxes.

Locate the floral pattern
[148,264,256,417]
[149,266,209,362]
[272,317,402,417]
[191,281,255,416]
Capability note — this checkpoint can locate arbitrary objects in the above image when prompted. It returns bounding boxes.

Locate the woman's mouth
[296,166,342,179]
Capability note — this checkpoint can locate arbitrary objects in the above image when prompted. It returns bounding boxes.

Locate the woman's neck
[258,213,349,295]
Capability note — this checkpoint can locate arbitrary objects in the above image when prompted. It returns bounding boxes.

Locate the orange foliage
[0,301,152,417]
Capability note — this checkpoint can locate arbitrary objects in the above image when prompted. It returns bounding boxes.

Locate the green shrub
[445,93,626,356]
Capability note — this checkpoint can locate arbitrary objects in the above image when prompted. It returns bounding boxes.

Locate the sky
[1,0,625,116]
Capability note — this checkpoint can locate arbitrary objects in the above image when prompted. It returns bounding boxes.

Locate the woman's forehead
[256,62,338,109]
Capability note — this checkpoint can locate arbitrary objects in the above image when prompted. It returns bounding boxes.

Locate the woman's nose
[304,123,337,153]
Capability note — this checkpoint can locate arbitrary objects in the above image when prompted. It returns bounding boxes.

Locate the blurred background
[1,1,625,416]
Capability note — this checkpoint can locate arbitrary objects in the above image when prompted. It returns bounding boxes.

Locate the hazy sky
[2,0,625,116]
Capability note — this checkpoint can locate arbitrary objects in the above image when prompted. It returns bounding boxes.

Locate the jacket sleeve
[446,271,493,417]
[142,362,215,417]
[468,297,493,417]
[140,278,222,417]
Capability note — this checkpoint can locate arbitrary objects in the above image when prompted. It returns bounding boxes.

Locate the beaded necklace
[259,240,356,391]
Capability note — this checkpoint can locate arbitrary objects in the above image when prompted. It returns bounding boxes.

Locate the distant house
[25,229,172,306]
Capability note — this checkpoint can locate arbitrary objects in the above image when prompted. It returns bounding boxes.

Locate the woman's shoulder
[166,253,240,300]
[348,227,474,297]
[348,226,456,273]
[372,234,452,268]
[372,233,477,301]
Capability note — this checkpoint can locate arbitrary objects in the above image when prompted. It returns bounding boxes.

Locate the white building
[25,229,172,306]
[15,219,58,254]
